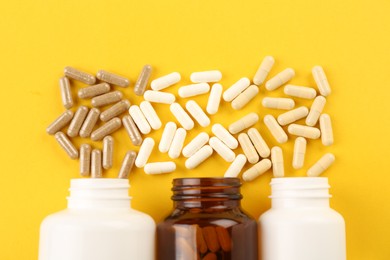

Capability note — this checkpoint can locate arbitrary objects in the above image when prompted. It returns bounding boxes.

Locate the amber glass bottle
[157,178,258,260]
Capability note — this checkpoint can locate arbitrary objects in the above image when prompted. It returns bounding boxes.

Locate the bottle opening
[270,177,331,199]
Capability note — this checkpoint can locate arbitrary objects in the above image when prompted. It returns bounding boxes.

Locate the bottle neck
[67,179,131,209]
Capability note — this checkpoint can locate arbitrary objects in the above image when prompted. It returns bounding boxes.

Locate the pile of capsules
[46,56,335,181]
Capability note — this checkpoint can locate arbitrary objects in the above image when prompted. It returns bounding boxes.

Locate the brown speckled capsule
[46,110,74,135]
[91,91,123,107]
[79,144,91,176]
[134,65,152,96]
[103,136,114,170]
[100,100,131,122]
[91,149,102,178]
[215,226,232,252]
[64,66,96,85]
[67,106,89,137]
[79,108,100,138]
[196,225,208,254]
[118,151,137,179]
[97,70,130,87]
[59,76,74,109]
[202,226,220,253]
[122,115,143,146]
[91,117,122,141]
[78,83,110,99]
[54,132,78,159]
[203,252,217,260]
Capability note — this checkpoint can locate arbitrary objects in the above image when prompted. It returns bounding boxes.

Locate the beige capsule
[79,144,91,176]
[122,115,143,146]
[306,95,326,126]
[91,149,102,178]
[265,68,295,91]
[91,91,123,107]
[312,66,331,97]
[134,65,152,96]
[277,106,309,126]
[238,133,259,164]
[307,153,335,177]
[263,115,288,144]
[103,136,114,170]
[320,114,334,146]
[288,124,321,139]
[79,108,100,138]
[97,70,130,87]
[253,56,275,85]
[67,106,89,137]
[271,146,284,178]
[118,151,137,179]
[284,84,317,99]
[78,83,110,99]
[231,85,259,110]
[64,66,96,85]
[247,128,270,158]
[293,137,306,169]
[228,113,259,134]
[54,132,78,159]
[262,97,295,110]
[91,117,122,141]
[100,100,131,122]
[59,76,74,109]
[46,110,74,135]
[242,159,272,182]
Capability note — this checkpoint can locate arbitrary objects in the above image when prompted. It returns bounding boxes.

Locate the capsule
[320,113,334,146]
[284,84,317,99]
[79,144,91,176]
[312,66,331,97]
[202,226,220,252]
[91,117,122,141]
[134,65,152,96]
[91,149,102,178]
[277,106,309,126]
[231,85,259,110]
[179,83,210,98]
[129,105,151,134]
[78,83,110,99]
[144,162,176,174]
[59,77,74,109]
[91,91,123,107]
[54,132,78,159]
[185,145,213,169]
[212,124,238,149]
[238,133,259,164]
[293,137,306,169]
[140,101,162,130]
[215,226,232,252]
[306,95,326,126]
[118,151,137,179]
[135,138,155,168]
[271,146,284,178]
[46,110,74,135]
[64,66,96,85]
[205,85,223,116]
[103,136,114,170]
[307,153,335,177]
[247,128,270,158]
[79,108,100,138]
[223,77,251,102]
[288,124,321,139]
[228,113,259,134]
[143,90,176,104]
[99,100,129,122]
[122,115,143,146]
[182,132,209,158]
[224,154,247,178]
[242,159,272,182]
[67,106,89,137]
[253,56,275,85]
[185,100,210,127]
[168,128,187,159]
[263,115,288,143]
[262,97,295,110]
[209,137,235,162]
[96,70,130,87]
[190,70,222,83]
[151,72,181,91]
[170,103,194,130]
[265,68,295,91]
[159,122,177,153]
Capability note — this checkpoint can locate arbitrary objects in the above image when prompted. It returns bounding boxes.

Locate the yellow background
[0,0,389,259]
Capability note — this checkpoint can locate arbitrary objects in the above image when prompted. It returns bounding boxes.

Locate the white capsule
[206,83,223,115]
[320,114,334,146]
[159,122,177,153]
[224,154,247,178]
[288,124,321,139]
[144,90,176,104]
[253,56,275,86]
[170,103,194,130]
[265,68,295,91]
[293,137,306,169]
[312,66,331,97]
[190,70,222,83]
[185,100,210,127]
[228,113,259,134]
[185,145,213,169]
[178,83,210,98]
[263,115,288,143]
[277,106,309,126]
[231,85,259,110]
[223,77,251,102]
[140,101,162,130]
[129,105,151,134]
[135,137,155,168]
[307,153,335,177]
[271,146,284,178]
[238,133,259,164]
[182,132,209,158]
[242,159,272,182]
[247,128,270,158]
[284,85,317,99]
[151,72,181,91]
[168,128,187,159]
[262,97,295,110]
[209,137,235,162]
[144,162,176,175]
[306,95,326,126]
[212,124,238,149]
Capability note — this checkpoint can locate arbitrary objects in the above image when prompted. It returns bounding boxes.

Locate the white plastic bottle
[259,177,346,260]
[39,179,155,260]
